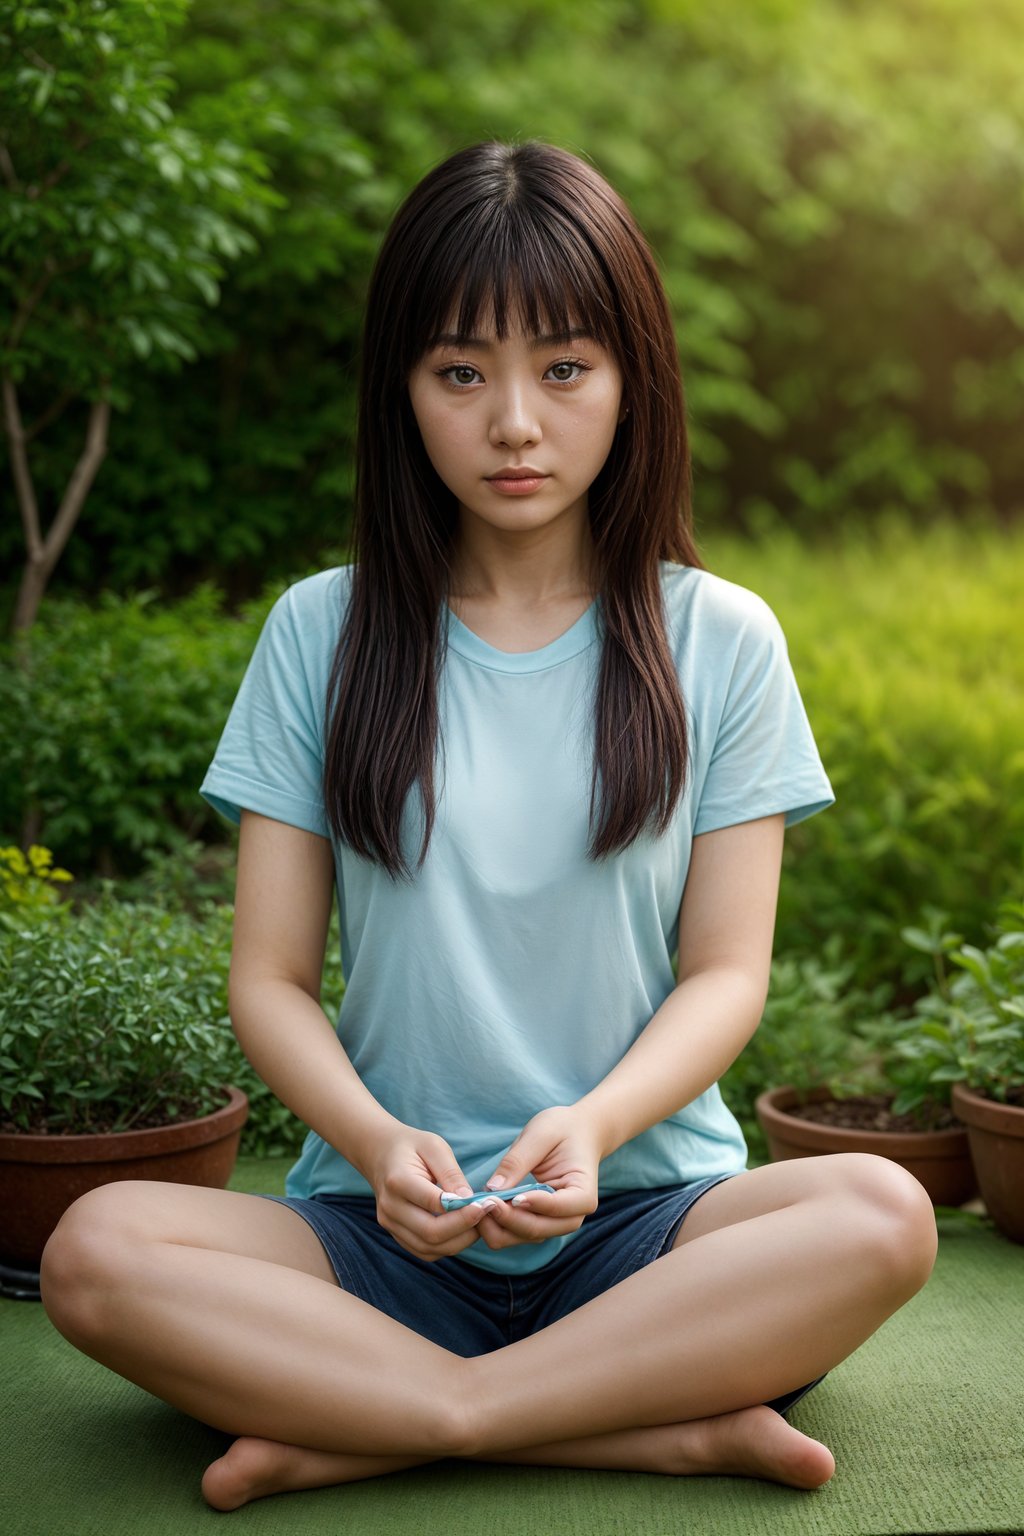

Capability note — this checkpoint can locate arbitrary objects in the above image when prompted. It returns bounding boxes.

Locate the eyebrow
[428,327,599,351]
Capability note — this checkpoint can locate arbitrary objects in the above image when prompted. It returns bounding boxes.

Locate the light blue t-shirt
[199,560,835,1273]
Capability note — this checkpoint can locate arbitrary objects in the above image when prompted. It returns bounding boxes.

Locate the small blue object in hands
[439,1182,556,1211]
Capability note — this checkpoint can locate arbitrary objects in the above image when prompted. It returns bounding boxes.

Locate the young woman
[40,140,938,1511]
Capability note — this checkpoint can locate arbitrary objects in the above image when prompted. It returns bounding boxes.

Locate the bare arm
[227,809,402,1182]
[229,810,499,1258]
[576,813,786,1159]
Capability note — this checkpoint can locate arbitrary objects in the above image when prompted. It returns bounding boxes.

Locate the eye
[433,357,593,390]
[436,364,481,387]
[547,359,591,385]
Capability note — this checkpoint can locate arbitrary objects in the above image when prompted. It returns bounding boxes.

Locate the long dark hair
[324,139,705,880]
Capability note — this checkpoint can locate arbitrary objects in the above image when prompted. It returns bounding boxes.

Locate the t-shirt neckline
[444,597,601,674]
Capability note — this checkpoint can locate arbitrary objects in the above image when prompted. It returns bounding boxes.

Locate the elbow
[678,962,769,1022]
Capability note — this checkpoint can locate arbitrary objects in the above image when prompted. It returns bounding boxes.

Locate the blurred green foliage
[719,932,897,1166]
[3,0,1023,614]
[2,511,1021,995]
[703,509,1024,992]
[0,580,248,870]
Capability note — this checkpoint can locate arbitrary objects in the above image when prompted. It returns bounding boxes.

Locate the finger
[388,1202,491,1259]
[509,1185,574,1210]
[394,1171,471,1215]
[484,1143,533,1193]
[487,1196,586,1239]
[425,1151,478,1203]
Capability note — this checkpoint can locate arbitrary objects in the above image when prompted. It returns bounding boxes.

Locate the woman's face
[407,305,625,557]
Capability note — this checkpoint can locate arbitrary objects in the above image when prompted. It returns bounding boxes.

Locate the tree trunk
[3,373,111,635]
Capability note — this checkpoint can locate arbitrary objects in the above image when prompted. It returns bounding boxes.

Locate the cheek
[572,390,623,450]
[420,406,471,466]
[410,388,457,456]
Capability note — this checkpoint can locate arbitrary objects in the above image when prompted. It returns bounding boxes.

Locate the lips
[486,467,548,480]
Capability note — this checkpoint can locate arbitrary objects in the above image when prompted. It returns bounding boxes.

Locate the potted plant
[746,931,977,1207]
[876,899,1024,1244]
[0,847,249,1299]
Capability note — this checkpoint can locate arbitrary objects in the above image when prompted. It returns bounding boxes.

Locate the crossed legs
[39,1153,938,1509]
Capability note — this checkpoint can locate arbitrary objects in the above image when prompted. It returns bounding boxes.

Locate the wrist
[568,1095,618,1163]
[348,1110,407,1186]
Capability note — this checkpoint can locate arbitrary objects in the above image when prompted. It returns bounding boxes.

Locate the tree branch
[0,140,19,192]
[5,253,92,350]
[1,371,44,560]
[27,132,95,200]
[25,388,78,443]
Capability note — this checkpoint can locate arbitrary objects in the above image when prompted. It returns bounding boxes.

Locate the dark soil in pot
[0,1091,217,1137]
[787,1093,961,1134]
[755,1084,977,1207]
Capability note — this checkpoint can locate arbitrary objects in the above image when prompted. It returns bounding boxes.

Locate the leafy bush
[0,579,284,876]
[4,0,1023,603]
[0,883,334,1157]
[720,935,896,1165]
[868,899,1024,1112]
[85,836,239,916]
[0,892,235,1134]
[709,512,1024,989]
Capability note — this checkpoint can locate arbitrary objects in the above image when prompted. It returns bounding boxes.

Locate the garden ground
[2,1154,1021,1535]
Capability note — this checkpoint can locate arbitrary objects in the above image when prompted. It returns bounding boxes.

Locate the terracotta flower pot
[0,1085,249,1293]
[755,1084,977,1207]
[951,1081,1024,1244]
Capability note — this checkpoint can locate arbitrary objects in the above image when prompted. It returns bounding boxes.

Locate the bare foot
[685,1404,836,1489]
[201,1436,428,1510]
[477,1409,835,1488]
[200,1406,836,1509]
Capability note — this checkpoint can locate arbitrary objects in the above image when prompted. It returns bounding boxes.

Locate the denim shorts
[257,1171,828,1419]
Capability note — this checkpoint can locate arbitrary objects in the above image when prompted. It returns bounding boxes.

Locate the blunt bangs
[404,200,619,371]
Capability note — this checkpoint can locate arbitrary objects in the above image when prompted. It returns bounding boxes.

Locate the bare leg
[462,1189,934,1458]
[45,1184,930,1468]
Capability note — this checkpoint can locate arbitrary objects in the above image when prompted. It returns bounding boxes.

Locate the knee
[40,1184,138,1342]
[839,1154,939,1294]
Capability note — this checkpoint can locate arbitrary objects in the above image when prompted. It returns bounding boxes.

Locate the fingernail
[486,1176,505,1190]
[480,1199,500,1212]
[511,1194,529,1207]
[457,1186,473,1197]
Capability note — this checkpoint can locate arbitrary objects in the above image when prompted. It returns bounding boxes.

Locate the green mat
[3,1156,1022,1535]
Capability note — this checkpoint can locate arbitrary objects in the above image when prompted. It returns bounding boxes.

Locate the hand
[475,1104,602,1252]
[365,1124,500,1261]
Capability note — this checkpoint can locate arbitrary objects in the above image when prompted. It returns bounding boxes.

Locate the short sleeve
[692,599,835,836]
[198,586,330,838]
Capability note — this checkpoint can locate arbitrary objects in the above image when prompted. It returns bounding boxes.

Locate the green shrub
[0,884,336,1158]
[0,580,281,877]
[720,935,896,1164]
[0,894,234,1134]
[708,511,1024,989]
[868,899,1024,1111]
[84,836,239,915]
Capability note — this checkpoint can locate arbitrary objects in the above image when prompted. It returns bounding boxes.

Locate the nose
[488,380,541,449]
